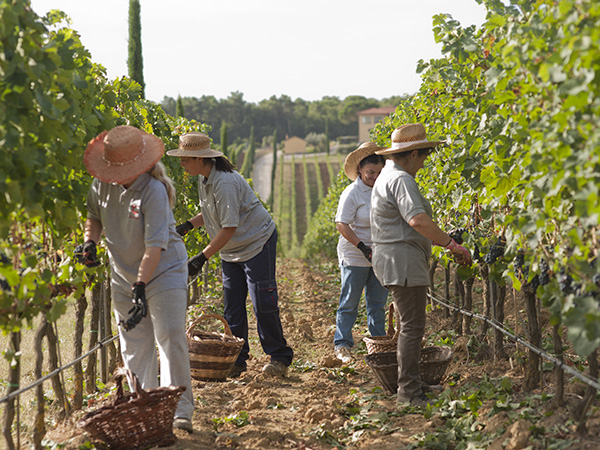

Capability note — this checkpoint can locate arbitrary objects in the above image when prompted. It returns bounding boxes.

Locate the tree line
[161,92,408,147]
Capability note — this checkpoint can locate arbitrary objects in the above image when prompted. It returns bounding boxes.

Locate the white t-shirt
[335,177,373,267]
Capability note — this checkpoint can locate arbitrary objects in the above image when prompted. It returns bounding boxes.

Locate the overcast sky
[30,0,487,104]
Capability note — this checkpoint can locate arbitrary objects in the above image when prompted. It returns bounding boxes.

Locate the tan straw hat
[344,141,385,181]
[376,123,444,155]
[166,132,224,158]
[84,125,164,184]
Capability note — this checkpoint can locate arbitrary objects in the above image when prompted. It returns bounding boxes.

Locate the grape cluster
[484,237,505,265]
[514,252,525,272]
[538,259,550,286]
[473,244,482,262]
[557,269,579,294]
[449,228,467,245]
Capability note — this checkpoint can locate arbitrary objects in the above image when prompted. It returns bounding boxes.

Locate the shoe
[228,364,246,378]
[262,360,288,377]
[173,417,193,433]
[334,346,352,364]
[422,384,443,394]
[397,392,431,409]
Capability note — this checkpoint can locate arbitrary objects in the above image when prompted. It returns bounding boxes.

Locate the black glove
[75,240,101,267]
[176,220,194,237]
[188,252,207,278]
[121,282,148,331]
[357,241,372,262]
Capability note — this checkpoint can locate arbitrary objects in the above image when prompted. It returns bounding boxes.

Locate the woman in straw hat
[370,123,471,408]
[333,142,388,364]
[79,125,194,432]
[168,132,293,378]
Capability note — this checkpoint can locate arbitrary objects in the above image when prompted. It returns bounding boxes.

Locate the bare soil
[40,258,600,449]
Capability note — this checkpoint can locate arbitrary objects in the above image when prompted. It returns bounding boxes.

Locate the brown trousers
[389,285,428,402]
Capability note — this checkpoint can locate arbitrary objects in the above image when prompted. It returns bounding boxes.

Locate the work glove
[74,240,101,268]
[176,220,194,237]
[357,241,372,263]
[188,252,207,278]
[121,282,148,331]
[444,239,472,266]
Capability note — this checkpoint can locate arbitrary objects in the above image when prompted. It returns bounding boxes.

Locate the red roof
[357,106,396,115]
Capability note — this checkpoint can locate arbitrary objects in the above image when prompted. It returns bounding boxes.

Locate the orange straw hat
[84,125,165,185]
[166,132,223,158]
[344,141,385,181]
[376,123,444,155]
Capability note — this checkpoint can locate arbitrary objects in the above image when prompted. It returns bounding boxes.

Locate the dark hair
[392,147,434,160]
[213,156,235,172]
[359,153,385,168]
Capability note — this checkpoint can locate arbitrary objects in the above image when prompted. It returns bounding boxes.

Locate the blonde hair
[150,162,176,209]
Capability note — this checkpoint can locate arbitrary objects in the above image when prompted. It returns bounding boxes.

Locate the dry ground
[12,258,600,449]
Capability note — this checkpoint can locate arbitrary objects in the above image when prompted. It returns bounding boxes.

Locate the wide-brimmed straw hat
[344,141,385,181]
[166,132,223,158]
[376,123,444,155]
[84,125,165,184]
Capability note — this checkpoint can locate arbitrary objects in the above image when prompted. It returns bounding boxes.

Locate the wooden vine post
[72,293,87,410]
[33,323,46,449]
[2,332,21,450]
[523,282,541,391]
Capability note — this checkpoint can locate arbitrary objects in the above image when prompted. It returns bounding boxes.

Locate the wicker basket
[187,314,244,381]
[364,346,453,394]
[77,368,185,449]
[363,303,399,354]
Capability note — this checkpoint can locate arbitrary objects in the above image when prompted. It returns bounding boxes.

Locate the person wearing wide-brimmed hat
[370,123,471,408]
[333,142,388,364]
[167,132,293,378]
[79,125,194,432]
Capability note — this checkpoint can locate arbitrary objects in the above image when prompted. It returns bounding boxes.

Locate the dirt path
[46,258,600,449]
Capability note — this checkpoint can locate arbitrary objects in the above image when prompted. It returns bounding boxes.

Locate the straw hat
[84,125,164,184]
[344,142,385,181]
[376,123,444,155]
[166,132,223,158]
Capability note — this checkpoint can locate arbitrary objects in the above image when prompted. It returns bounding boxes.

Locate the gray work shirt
[370,160,432,287]
[335,177,373,267]
[198,167,275,263]
[86,173,188,296]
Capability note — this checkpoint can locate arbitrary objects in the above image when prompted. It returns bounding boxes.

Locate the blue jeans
[334,265,389,349]
[222,230,293,368]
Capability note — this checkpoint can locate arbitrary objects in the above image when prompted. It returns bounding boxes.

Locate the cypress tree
[220,121,228,157]
[128,0,145,98]
[176,95,184,117]
[325,117,330,154]
[269,129,278,209]
[241,126,255,179]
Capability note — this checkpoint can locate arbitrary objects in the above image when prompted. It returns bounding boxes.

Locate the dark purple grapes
[449,228,467,245]
[484,237,505,265]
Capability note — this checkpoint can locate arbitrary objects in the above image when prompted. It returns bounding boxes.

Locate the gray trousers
[113,286,194,420]
[389,285,427,402]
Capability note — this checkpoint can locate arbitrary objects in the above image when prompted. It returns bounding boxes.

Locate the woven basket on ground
[77,368,185,449]
[364,346,453,394]
[187,313,244,381]
[363,303,399,354]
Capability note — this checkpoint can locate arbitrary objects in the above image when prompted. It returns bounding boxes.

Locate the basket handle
[112,367,146,406]
[386,303,401,341]
[385,303,395,337]
[186,313,233,339]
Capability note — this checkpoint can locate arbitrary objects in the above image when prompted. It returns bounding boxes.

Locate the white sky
[30,0,487,104]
